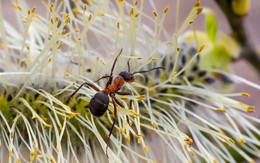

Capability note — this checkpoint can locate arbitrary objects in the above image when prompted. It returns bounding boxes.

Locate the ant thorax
[106,76,125,93]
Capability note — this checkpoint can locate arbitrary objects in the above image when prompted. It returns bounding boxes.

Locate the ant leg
[114,97,124,108]
[66,82,100,104]
[95,75,110,82]
[106,98,117,158]
[126,100,133,125]
[105,49,123,87]
[116,92,132,96]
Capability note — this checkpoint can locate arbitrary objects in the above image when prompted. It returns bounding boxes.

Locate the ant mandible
[66,49,164,157]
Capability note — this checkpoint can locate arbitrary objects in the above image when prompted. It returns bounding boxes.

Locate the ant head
[119,71,134,83]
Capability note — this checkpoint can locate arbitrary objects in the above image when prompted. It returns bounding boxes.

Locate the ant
[66,49,164,157]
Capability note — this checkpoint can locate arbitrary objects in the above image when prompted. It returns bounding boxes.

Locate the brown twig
[214,0,260,74]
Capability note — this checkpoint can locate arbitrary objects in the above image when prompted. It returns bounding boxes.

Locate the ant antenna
[133,67,165,75]
[105,49,123,87]
[127,58,131,72]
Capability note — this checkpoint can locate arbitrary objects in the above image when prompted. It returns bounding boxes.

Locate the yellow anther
[35,146,39,152]
[120,128,125,134]
[84,0,92,4]
[144,146,148,154]
[223,141,231,146]
[56,146,59,152]
[136,57,143,59]
[61,0,64,3]
[125,135,130,144]
[151,123,156,128]
[194,0,200,7]
[129,121,132,126]
[74,113,80,116]
[117,22,120,30]
[18,5,22,11]
[88,14,92,21]
[97,11,105,16]
[97,57,106,65]
[135,13,139,18]
[241,92,250,97]
[72,8,80,16]
[17,158,21,163]
[60,12,67,16]
[134,134,140,138]
[153,11,157,17]
[32,7,36,13]
[65,73,70,76]
[57,43,63,49]
[56,16,59,22]
[164,6,169,14]
[77,37,81,40]
[167,41,173,44]
[247,106,255,109]
[137,95,145,98]
[213,160,217,163]
[50,158,54,163]
[238,102,245,105]
[61,30,66,35]
[49,4,53,13]
[196,8,203,15]
[239,138,246,145]
[65,115,71,119]
[189,150,195,157]
[59,124,62,130]
[184,144,188,151]
[228,138,235,144]
[129,114,137,118]
[173,33,177,37]
[28,9,31,15]
[120,96,128,100]
[44,124,52,128]
[218,129,224,135]
[32,151,37,157]
[137,98,145,102]
[151,58,159,60]
[65,16,70,23]
[247,109,255,113]
[138,138,141,144]
[33,14,40,18]
[134,0,138,6]
[10,132,13,138]
[27,46,30,51]
[84,5,87,11]
[0,44,3,48]
[216,108,224,112]
[198,44,205,52]
[12,3,18,10]
[130,8,134,16]
[9,150,12,157]
[177,47,180,51]
[48,58,52,62]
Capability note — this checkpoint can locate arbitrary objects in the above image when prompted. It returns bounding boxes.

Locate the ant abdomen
[89,92,109,117]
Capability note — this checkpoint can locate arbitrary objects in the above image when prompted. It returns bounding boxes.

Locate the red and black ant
[66,49,164,157]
